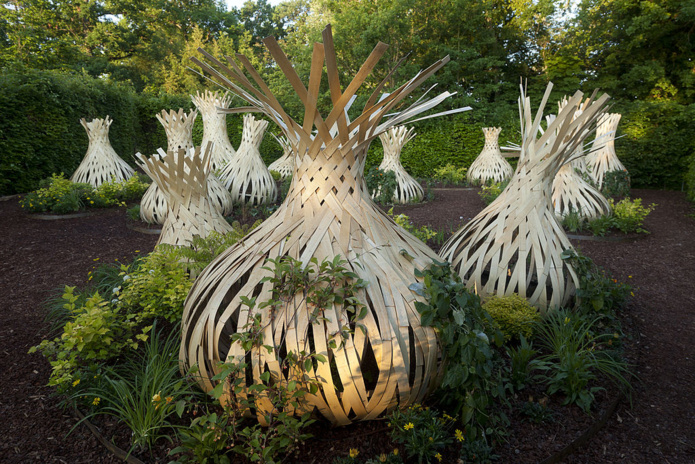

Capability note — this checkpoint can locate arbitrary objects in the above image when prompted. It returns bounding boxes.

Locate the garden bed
[1,188,694,463]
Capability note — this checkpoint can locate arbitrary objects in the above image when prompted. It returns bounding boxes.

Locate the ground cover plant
[561,197,657,236]
[19,173,149,214]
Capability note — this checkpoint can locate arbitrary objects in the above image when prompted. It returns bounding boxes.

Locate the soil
[0,187,693,463]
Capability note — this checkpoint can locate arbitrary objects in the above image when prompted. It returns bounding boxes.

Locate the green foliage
[365,168,398,205]
[432,163,468,186]
[482,294,541,342]
[519,399,555,424]
[411,262,508,443]
[586,215,614,237]
[561,207,585,233]
[278,175,292,201]
[535,309,632,412]
[171,412,232,464]
[686,154,695,203]
[388,405,455,464]
[0,69,139,195]
[19,173,148,214]
[29,286,141,390]
[610,198,656,234]
[269,170,281,182]
[126,204,141,221]
[387,208,440,244]
[506,335,543,391]
[478,180,509,205]
[561,249,631,316]
[601,170,631,198]
[79,326,199,453]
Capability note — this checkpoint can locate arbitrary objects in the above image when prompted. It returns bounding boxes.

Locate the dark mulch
[0,187,693,463]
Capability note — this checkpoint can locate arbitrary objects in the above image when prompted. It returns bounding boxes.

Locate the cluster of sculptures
[67,26,628,427]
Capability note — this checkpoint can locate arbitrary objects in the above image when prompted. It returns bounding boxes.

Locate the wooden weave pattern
[191,90,236,172]
[587,113,625,189]
[377,126,424,204]
[218,114,277,205]
[440,85,609,310]
[136,146,233,246]
[267,134,296,179]
[71,116,134,187]
[466,127,513,185]
[181,26,464,425]
[140,109,233,224]
[551,101,610,220]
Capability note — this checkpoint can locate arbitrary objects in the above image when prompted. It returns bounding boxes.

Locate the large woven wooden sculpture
[551,100,611,220]
[191,90,236,172]
[218,114,277,205]
[136,146,233,246]
[181,26,465,425]
[466,127,513,185]
[587,113,624,189]
[440,85,609,310]
[267,134,295,179]
[71,116,134,187]
[377,126,424,203]
[140,109,233,224]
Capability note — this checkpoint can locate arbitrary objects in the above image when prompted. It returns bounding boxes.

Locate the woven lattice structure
[587,113,625,189]
[181,26,466,425]
[466,127,513,185]
[377,126,423,204]
[551,100,610,220]
[191,90,236,172]
[136,146,233,246]
[440,85,609,310]
[71,116,134,187]
[268,134,295,179]
[218,114,277,205]
[140,109,233,224]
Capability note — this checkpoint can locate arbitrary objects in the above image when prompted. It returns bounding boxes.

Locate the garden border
[74,408,146,464]
[567,233,648,243]
[126,221,162,235]
[30,212,95,220]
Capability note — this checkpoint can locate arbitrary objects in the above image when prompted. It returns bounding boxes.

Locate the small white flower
[149,269,155,274]
[112,286,121,294]
[111,298,119,304]
[123,275,130,281]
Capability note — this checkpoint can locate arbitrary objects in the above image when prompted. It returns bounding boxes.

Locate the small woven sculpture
[440,85,609,310]
[71,116,134,187]
[218,114,277,205]
[466,127,513,185]
[377,126,424,204]
[140,109,233,224]
[191,90,236,172]
[181,25,467,425]
[136,145,233,247]
[268,134,295,179]
[551,100,611,220]
[587,113,625,189]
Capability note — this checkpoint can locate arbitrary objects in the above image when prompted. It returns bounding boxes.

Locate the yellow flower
[90,201,94,204]
[404,422,414,430]
[455,429,464,442]
[379,454,387,462]
[93,397,101,405]
[165,396,173,404]
[72,379,80,387]
[152,392,162,403]
[349,448,359,458]
[628,275,632,278]
[563,316,570,324]
[393,449,398,456]
[135,250,140,253]
[630,291,635,297]
[435,452,442,461]
[93,258,100,261]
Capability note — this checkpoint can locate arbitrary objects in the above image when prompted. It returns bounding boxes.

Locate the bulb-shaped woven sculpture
[551,100,611,220]
[191,90,236,172]
[140,109,233,224]
[376,126,424,204]
[136,145,233,246]
[218,114,277,205]
[268,134,295,179]
[71,116,134,187]
[181,26,468,425]
[587,113,625,189]
[440,85,609,310]
[466,127,513,185]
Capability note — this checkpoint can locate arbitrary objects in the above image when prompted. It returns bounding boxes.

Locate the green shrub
[482,294,541,342]
[478,180,509,205]
[388,405,455,463]
[586,215,614,236]
[269,170,282,182]
[29,286,142,390]
[610,198,656,234]
[601,170,631,198]
[432,163,468,185]
[561,207,585,233]
[387,208,439,243]
[412,262,508,443]
[365,167,398,205]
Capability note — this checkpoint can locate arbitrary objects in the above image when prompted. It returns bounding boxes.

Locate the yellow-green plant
[432,163,468,185]
[482,293,541,342]
[387,208,438,242]
[610,198,656,233]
